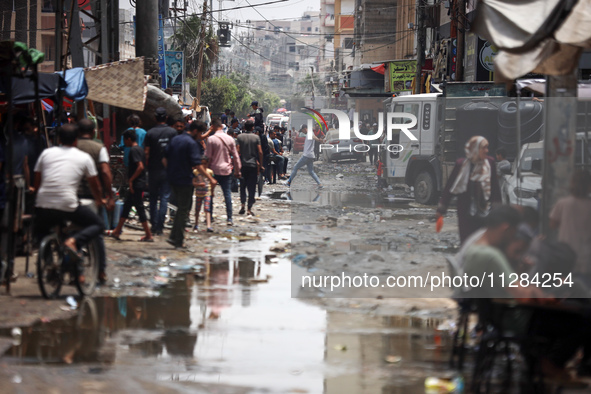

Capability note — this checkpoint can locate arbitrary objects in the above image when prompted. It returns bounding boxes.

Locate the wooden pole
[195,0,208,106]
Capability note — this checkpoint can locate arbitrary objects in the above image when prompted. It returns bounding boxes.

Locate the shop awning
[84,57,147,112]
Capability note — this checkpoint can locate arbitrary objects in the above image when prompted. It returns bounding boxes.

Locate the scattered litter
[270,244,287,253]
[334,344,347,351]
[336,173,344,179]
[424,376,464,393]
[248,275,271,284]
[152,276,170,287]
[11,374,22,384]
[113,277,121,288]
[385,355,402,363]
[66,296,78,309]
[418,221,425,225]
[158,267,170,273]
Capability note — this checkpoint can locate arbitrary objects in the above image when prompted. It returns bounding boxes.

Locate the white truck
[382,82,549,205]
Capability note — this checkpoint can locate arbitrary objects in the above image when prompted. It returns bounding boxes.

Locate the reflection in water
[325,312,452,394]
[1,225,457,393]
[1,256,264,365]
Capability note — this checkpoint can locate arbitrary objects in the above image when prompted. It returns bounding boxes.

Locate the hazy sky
[120,0,320,22]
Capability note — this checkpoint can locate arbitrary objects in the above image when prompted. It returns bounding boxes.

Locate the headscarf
[449,136,492,200]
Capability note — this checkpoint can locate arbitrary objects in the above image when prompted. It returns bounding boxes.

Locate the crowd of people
[0,100,334,287]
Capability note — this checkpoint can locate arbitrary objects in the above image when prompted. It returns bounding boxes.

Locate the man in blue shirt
[119,114,146,167]
[164,121,217,248]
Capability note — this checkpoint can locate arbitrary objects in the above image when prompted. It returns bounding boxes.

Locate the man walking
[283,129,323,189]
[76,119,114,284]
[144,107,177,235]
[164,120,217,248]
[205,118,241,226]
[236,121,262,216]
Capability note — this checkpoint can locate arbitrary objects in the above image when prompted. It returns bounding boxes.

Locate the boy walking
[193,156,214,232]
[110,129,153,241]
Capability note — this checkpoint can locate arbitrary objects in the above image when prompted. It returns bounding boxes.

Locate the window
[315,27,319,32]
[390,103,420,159]
[42,35,54,61]
[289,46,296,52]
[42,0,55,12]
[307,27,311,31]
[343,38,354,49]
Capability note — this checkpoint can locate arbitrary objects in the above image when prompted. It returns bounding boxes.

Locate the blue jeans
[148,173,171,234]
[287,156,321,185]
[214,174,233,221]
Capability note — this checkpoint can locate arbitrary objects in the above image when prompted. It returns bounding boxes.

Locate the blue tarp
[56,68,88,101]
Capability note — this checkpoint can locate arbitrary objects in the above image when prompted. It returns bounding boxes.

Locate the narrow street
[1,159,459,393]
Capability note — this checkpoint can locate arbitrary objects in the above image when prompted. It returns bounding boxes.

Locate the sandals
[139,236,154,242]
[106,230,121,240]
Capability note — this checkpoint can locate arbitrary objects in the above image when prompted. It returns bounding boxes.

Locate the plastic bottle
[425,375,464,393]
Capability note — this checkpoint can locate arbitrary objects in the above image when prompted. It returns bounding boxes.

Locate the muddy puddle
[1,226,459,393]
[269,190,414,209]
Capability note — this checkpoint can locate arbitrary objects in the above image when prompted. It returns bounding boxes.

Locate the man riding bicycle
[32,124,105,278]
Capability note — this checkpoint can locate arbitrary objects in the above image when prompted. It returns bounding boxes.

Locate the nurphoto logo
[302,108,418,154]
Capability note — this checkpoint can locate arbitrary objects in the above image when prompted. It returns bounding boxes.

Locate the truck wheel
[414,171,436,205]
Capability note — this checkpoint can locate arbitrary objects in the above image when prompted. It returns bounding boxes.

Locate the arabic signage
[388,60,416,92]
[164,51,184,95]
[464,33,497,82]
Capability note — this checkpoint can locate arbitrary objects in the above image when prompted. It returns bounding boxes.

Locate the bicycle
[109,144,128,197]
[37,223,100,299]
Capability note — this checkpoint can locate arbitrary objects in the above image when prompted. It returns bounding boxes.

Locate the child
[193,156,214,232]
[111,129,153,241]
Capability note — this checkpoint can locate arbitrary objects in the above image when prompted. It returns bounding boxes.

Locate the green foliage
[189,75,238,115]
[188,72,283,117]
[297,73,323,95]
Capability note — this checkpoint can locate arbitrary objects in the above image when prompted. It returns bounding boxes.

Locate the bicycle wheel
[75,238,100,296]
[37,234,63,299]
[112,169,126,196]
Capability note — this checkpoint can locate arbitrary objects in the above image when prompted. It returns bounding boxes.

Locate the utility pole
[455,0,466,81]
[136,0,159,61]
[414,0,425,94]
[54,0,63,72]
[195,0,208,105]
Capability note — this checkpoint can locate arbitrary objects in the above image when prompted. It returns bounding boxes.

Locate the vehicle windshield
[520,147,543,172]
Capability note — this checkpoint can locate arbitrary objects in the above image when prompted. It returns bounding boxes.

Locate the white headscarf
[449,136,492,200]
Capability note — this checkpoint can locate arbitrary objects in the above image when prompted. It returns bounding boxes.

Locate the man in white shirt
[283,125,323,188]
[32,124,105,261]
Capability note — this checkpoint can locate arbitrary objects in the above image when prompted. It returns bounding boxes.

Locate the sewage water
[1,226,456,393]
[269,190,414,209]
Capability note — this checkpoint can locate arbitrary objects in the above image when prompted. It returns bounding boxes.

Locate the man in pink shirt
[205,118,241,225]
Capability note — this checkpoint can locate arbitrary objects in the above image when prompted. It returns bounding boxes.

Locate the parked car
[501,132,591,208]
[500,141,543,209]
[320,129,365,163]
